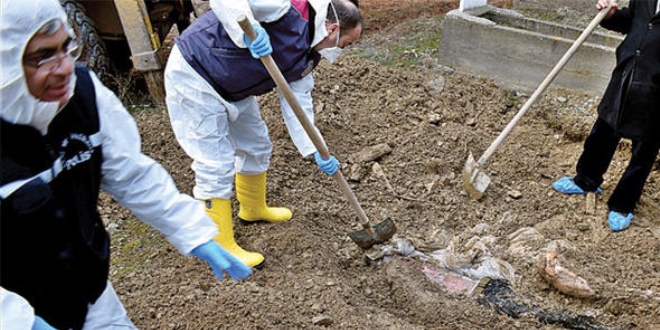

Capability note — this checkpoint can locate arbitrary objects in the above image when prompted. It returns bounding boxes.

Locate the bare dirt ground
[100,1,660,329]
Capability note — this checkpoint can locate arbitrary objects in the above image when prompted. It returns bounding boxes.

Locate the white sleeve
[210,0,290,47]
[1,287,35,330]
[91,73,217,256]
[279,73,326,158]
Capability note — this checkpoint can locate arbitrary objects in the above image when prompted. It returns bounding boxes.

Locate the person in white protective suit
[0,0,252,329]
[165,0,363,267]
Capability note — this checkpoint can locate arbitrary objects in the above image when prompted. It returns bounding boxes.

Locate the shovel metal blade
[462,152,491,200]
[348,218,397,249]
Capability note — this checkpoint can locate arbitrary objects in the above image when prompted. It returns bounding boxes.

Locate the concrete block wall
[439,6,623,96]
[514,0,629,15]
[514,0,596,14]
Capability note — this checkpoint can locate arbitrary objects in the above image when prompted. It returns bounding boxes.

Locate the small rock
[576,222,591,231]
[426,76,446,96]
[312,315,333,326]
[350,143,392,163]
[425,182,436,194]
[508,190,522,199]
[442,176,452,186]
[349,163,362,181]
[311,303,324,313]
[428,113,442,124]
[585,192,596,215]
[565,230,580,241]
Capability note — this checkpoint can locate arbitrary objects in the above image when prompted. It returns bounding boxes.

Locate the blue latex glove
[32,316,56,330]
[243,24,272,59]
[313,152,340,176]
[191,241,252,280]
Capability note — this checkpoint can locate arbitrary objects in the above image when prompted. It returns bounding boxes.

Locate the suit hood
[1,0,76,135]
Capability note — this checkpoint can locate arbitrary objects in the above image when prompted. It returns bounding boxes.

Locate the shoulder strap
[0,65,102,199]
[0,132,102,199]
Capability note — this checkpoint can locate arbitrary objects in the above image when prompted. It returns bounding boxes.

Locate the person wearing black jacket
[553,0,660,231]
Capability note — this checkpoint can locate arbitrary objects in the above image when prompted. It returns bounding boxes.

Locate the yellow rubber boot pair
[203,198,264,268]
[236,172,292,223]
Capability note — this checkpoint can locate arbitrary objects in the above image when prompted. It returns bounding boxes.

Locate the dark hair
[327,0,362,35]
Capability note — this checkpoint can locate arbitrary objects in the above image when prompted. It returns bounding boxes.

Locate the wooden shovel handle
[477,1,614,166]
[238,16,374,230]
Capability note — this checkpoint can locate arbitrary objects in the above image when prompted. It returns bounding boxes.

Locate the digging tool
[462,1,615,200]
[238,16,396,249]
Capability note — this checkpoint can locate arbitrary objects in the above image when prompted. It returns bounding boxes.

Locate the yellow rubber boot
[236,172,293,223]
[204,198,264,267]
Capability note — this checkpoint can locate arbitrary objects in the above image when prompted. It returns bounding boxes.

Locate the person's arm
[599,0,634,33]
[210,0,290,47]
[278,74,340,175]
[91,73,216,256]
[278,73,321,158]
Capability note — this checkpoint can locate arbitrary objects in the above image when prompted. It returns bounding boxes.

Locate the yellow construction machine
[60,0,210,103]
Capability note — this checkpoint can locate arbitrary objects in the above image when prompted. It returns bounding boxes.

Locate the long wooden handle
[477,2,614,166]
[238,16,374,230]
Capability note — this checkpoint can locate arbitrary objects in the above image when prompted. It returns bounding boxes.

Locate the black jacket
[0,66,109,330]
[597,0,660,141]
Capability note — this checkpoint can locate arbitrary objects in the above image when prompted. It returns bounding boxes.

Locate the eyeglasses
[23,39,82,72]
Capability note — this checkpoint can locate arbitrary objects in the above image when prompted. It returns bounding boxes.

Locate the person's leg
[165,45,263,267]
[553,118,618,194]
[164,45,235,200]
[82,282,136,330]
[608,138,660,214]
[606,139,653,232]
[230,97,292,223]
[229,96,272,176]
[573,118,621,191]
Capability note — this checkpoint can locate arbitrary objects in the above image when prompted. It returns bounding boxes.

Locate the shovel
[238,16,396,249]
[462,2,614,200]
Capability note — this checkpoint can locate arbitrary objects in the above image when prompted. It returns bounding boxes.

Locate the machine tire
[59,0,115,86]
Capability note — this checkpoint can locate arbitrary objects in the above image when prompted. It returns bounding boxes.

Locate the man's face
[338,23,362,49]
[22,25,75,107]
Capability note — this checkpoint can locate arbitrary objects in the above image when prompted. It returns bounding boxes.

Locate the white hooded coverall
[165,0,333,200]
[0,0,218,327]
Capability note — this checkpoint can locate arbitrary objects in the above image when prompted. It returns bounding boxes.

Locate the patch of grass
[121,238,143,254]
[360,0,456,36]
[355,0,513,69]
[545,116,563,131]
[110,217,164,278]
[355,15,444,69]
